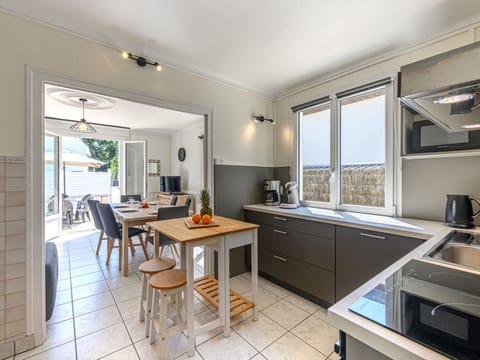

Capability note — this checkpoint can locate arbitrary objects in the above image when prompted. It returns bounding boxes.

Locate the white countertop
[243,204,478,360]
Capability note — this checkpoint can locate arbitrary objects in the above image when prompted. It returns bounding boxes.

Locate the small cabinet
[335,226,423,301]
[245,210,335,306]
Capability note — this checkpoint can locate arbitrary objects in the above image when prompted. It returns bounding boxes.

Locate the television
[160,176,182,193]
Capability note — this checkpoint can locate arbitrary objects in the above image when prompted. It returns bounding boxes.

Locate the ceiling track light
[121,51,162,71]
[253,115,275,124]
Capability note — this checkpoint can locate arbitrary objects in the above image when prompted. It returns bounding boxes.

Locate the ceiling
[44,85,204,133]
[3,1,480,97]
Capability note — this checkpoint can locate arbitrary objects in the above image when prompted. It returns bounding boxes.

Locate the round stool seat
[139,258,176,274]
[150,269,186,290]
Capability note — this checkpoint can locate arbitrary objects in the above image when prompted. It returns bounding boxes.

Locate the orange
[192,213,201,224]
[201,214,211,224]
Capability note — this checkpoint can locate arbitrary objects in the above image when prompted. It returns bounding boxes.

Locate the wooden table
[112,203,172,276]
[147,215,259,357]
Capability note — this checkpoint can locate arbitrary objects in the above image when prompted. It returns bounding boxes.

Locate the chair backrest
[184,197,192,209]
[156,205,189,220]
[96,203,122,239]
[87,199,103,231]
[120,194,142,203]
[170,195,178,206]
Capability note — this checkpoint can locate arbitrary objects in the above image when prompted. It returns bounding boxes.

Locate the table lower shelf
[194,275,254,318]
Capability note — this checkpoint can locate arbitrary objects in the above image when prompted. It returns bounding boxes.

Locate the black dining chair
[184,197,192,211]
[169,195,178,206]
[96,203,149,270]
[89,199,124,256]
[120,194,142,203]
[147,205,188,258]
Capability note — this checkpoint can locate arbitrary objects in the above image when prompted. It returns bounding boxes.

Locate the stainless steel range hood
[400,42,480,133]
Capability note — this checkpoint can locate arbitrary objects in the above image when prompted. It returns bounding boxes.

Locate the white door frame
[26,66,214,345]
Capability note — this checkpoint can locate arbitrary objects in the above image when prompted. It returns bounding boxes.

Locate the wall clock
[178,147,186,161]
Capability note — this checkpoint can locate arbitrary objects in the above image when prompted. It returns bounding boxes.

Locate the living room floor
[16,229,339,360]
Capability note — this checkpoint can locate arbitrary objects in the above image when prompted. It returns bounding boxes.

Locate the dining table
[112,202,173,276]
[147,215,259,357]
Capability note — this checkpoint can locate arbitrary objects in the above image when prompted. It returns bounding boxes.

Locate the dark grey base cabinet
[245,210,335,306]
[335,225,423,301]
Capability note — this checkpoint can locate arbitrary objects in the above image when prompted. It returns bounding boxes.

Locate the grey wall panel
[402,157,480,223]
[214,164,274,276]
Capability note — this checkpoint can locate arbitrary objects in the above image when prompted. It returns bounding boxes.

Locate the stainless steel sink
[427,230,480,271]
[439,244,480,268]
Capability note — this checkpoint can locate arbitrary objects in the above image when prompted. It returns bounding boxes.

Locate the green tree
[82,139,119,180]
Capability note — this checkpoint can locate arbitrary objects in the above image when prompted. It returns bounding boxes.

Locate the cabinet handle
[360,232,386,240]
[273,255,288,262]
[274,229,288,235]
[274,216,288,221]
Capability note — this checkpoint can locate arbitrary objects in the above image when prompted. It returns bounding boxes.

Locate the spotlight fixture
[121,51,162,71]
[69,98,96,133]
[253,115,275,124]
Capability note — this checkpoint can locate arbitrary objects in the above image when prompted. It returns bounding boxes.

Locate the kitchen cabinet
[245,210,335,306]
[335,225,423,301]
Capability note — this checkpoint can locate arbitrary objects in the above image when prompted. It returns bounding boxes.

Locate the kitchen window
[294,78,394,215]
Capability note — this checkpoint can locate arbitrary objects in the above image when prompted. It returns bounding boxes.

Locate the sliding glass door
[45,133,61,239]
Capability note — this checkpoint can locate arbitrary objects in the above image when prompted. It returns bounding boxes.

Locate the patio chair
[147,205,188,258]
[120,194,142,203]
[75,194,91,222]
[62,198,74,227]
[96,203,149,270]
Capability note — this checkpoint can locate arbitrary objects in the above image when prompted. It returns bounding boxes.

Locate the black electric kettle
[445,194,480,228]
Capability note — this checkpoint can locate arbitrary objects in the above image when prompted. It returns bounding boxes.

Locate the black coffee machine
[445,194,480,228]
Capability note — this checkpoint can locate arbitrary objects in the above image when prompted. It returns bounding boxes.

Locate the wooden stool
[139,258,176,336]
[149,269,187,359]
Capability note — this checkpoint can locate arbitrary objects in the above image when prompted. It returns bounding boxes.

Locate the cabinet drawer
[244,210,273,226]
[272,215,335,239]
[259,247,335,304]
[259,224,334,271]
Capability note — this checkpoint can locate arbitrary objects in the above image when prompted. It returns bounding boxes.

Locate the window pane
[300,103,331,202]
[340,88,386,207]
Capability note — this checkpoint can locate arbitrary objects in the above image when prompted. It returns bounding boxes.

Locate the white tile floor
[16,229,340,360]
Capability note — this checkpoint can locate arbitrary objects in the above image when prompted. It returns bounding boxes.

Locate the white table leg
[180,243,186,269]
[222,236,231,337]
[251,229,258,321]
[122,220,129,276]
[186,243,195,357]
[217,239,225,330]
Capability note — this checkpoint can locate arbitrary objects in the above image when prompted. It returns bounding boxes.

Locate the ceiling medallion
[46,87,116,110]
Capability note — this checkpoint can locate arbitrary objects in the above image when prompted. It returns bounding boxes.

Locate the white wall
[170,122,204,194]
[130,131,171,200]
[274,23,480,221]
[0,11,274,166]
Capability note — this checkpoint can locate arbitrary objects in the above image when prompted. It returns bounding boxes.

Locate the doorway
[27,68,214,345]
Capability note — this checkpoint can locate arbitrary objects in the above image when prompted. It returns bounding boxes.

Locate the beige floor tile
[328,351,339,360]
[70,264,101,278]
[69,257,98,269]
[291,316,339,357]
[284,293,320,314]
[124,317,148,343]
[262,300,310,330]
[135,333,187,360]
[259,280,292,298]
[313,307,328,321]
[230,275,254,295]
[111,282,143,303]
[46,302,73,325]
[190,309,222,345]
[15,319,74,359]
[71,280,109,301]
[76,323,132,360]
[251,354,267,360]
[54,289,72,306]
[262,332,325,360]
[117,296,141,320]
[100,345,139,359]
[18,341,76,360]
[70,271,105,288]
[173,350,203,360]
[242,286,282,311]
[75,304,123,338]
[197,331,258,360]
[106,274,141,290]
[73,291,115,317]
[56,279,71,292]
[233,313,286,351]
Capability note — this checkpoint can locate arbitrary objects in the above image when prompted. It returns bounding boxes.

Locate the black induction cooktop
[349,258,480,359]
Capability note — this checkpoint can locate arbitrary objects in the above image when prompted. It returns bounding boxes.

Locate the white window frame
[295,79,395,216]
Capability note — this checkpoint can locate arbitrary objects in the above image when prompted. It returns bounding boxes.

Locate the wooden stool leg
[129,238,135,256]
[96,230,104,255]
[139,274,147,322]
[158,291,168,359]
[139,233,150,260]
[145,283,154,337]
[171,243,180,258]
[150,290,160,344]
[118,238,123,271]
